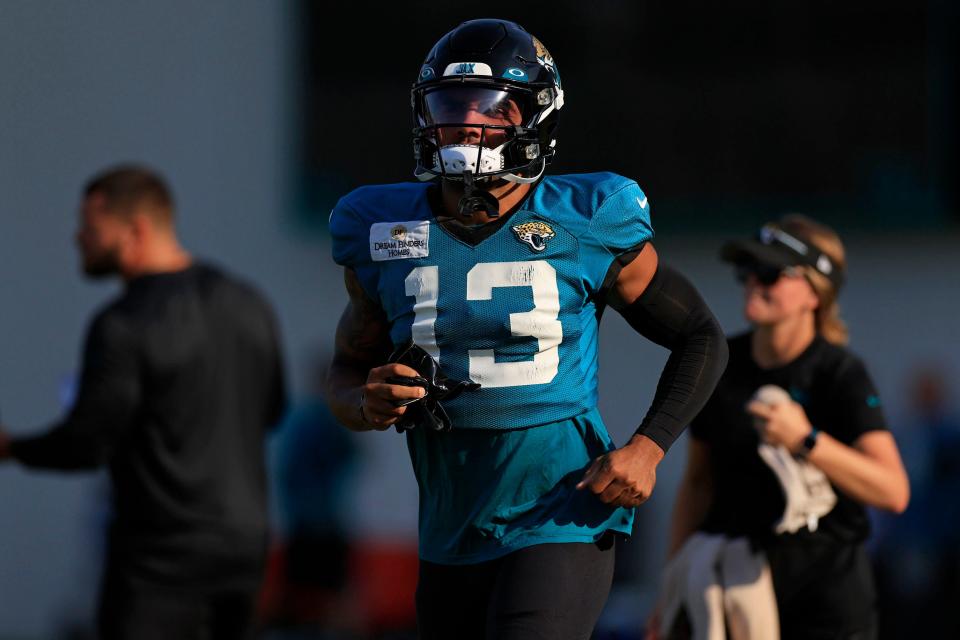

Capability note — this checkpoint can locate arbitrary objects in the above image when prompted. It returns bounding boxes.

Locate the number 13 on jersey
[404,260,563,388]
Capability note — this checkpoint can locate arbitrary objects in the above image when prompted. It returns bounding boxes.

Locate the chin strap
[502,158,547,185]
[458,171,501,219]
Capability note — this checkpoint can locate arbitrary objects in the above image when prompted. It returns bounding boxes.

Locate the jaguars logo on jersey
[511,221,555,252]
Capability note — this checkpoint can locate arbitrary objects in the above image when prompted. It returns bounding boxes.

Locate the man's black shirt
[12,263,286,586]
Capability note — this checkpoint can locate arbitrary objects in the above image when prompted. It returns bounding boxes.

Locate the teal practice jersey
[330,172,653,430]
[330,172,652,562]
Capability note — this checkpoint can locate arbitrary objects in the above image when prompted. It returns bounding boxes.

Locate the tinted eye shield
[414,85,539,158]
[419,85,532,125]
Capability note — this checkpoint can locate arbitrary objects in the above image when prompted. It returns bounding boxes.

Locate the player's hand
[359,363,427,430]
[747,399,813,454]
[576,434,665,507]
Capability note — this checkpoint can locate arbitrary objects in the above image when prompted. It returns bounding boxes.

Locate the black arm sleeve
[612,264,729,453]
[10,313,141,469]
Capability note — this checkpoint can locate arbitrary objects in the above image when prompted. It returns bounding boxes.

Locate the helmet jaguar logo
[532,37,555,68]
[532,37,549,59]
[531,36,561,91]
[391,224,407,240]
[512,221,555,252]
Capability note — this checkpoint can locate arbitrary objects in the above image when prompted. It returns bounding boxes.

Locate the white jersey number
[403,261,562,388]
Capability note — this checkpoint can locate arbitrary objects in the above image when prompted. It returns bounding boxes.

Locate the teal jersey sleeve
[581,175,653,296]
[328,183,433,301]
[587,177,653,253]
[531,173,654,297]
[328,197,381,301]
[328,198,364,268]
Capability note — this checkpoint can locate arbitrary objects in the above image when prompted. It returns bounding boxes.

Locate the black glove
[387,342,480,432]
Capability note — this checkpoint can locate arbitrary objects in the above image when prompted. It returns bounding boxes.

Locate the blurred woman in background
[651,215,909,640]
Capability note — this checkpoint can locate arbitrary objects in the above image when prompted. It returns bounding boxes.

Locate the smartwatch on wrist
[798,427,820,459]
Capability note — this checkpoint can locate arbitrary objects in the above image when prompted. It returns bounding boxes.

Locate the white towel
[749,385,837,534]
[658,533,780,640]
[757,443,837,534]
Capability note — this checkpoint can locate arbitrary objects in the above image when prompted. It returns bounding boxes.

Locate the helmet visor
[421,86,528,128]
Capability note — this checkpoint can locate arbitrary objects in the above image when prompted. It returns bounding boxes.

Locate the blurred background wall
[0,1,957,638]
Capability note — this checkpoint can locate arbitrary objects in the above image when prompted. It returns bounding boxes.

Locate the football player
[326,19,729,640]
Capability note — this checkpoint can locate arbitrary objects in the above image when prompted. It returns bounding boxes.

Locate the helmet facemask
[413,83,559,186]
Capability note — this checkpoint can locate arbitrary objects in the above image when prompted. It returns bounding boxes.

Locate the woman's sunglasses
[735,262,802,286]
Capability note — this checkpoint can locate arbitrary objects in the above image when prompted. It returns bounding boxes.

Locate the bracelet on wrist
[359,392,373,427]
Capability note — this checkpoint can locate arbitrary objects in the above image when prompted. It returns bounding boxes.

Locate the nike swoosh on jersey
[636,196,648,209]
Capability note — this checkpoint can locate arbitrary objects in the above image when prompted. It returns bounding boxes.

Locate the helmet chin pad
[436,144,505,175]
[428,143,546,186]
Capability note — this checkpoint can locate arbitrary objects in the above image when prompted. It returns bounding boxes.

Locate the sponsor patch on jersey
[369,221,430,261]
[443,62,493,77]
[511,221,555,252]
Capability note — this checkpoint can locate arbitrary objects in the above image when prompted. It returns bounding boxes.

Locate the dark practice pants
[416,534,617,640]
[98,565,260,640]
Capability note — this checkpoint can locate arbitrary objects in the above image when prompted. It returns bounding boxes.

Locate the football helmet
[412,19,564,185]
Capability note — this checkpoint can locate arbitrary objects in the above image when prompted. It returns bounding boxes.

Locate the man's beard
[82,248,121,279]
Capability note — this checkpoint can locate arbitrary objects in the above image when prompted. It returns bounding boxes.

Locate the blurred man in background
[0,165,287,640]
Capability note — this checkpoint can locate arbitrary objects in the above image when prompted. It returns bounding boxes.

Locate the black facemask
[457,171,500,219]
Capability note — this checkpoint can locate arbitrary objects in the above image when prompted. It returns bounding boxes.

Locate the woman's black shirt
[690,332,888,546]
